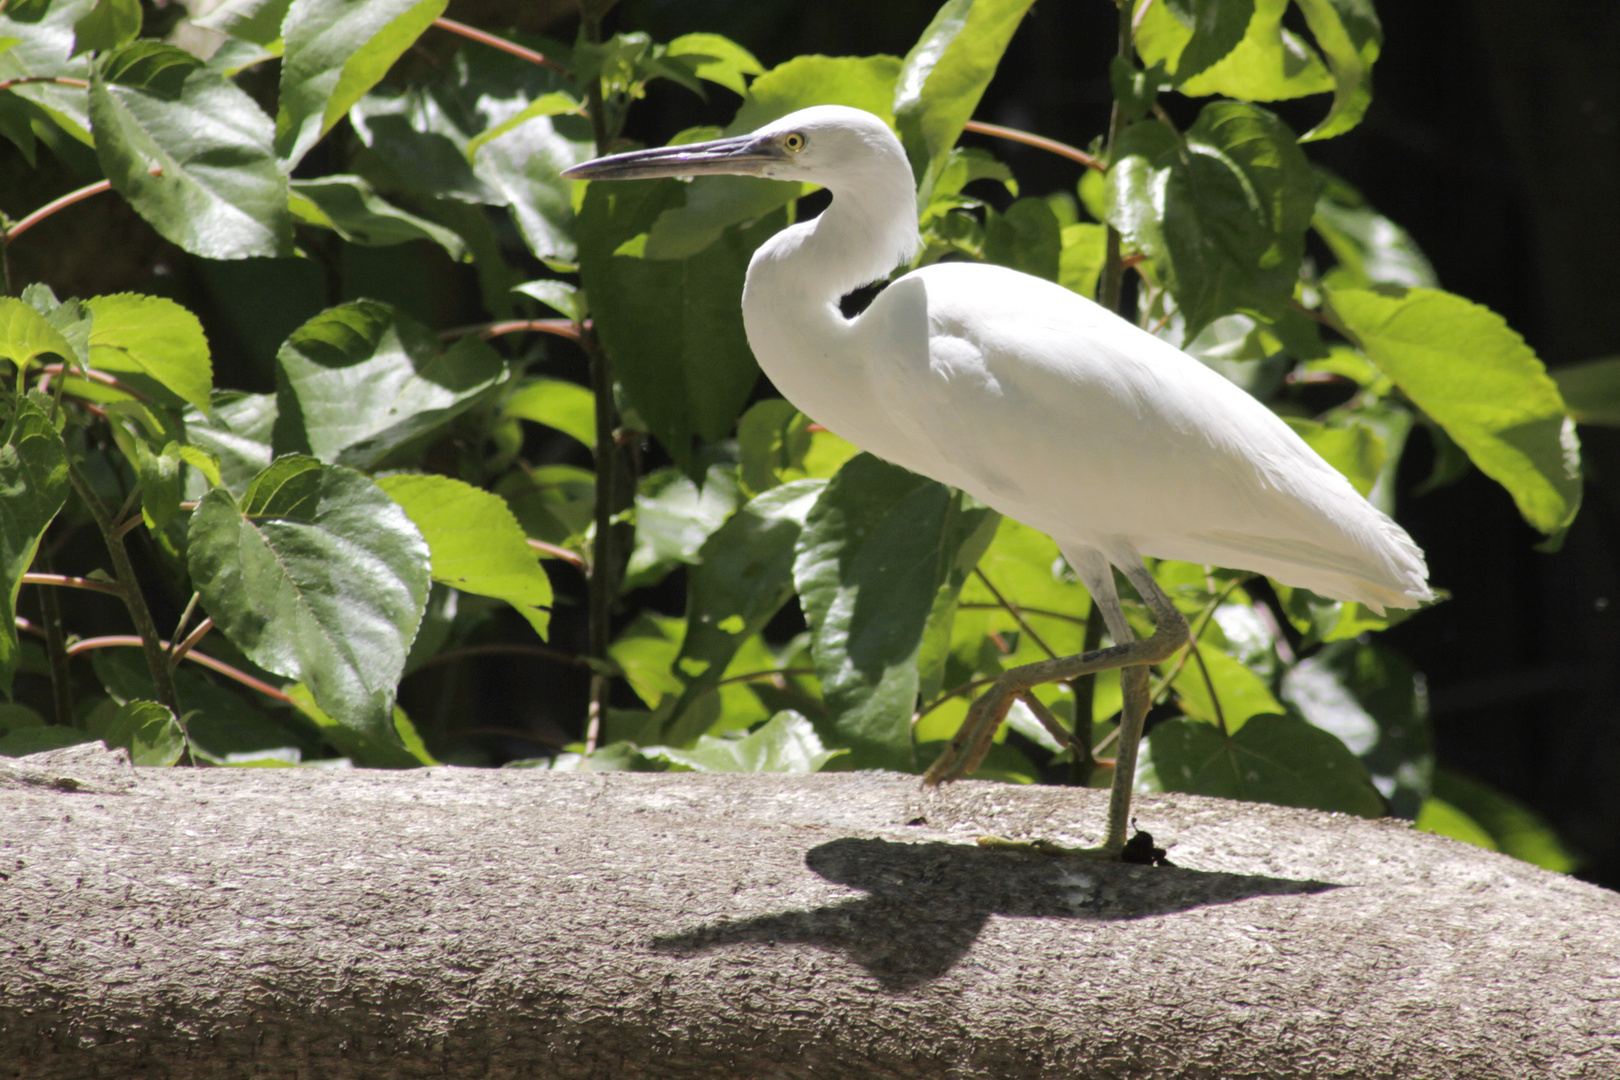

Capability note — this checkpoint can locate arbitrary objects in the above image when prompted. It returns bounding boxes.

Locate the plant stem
[578,5,629,755]
[1067,605,1105,785]
[66,459,179,717]
[35,550,76,728]
[1098,0,1136,315]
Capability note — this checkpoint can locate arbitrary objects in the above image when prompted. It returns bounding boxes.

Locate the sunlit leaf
[1313,170,1437,290]
[1283,416,1384,497]
[289,175,468,258]
[0,297,78,373]
[83,293,213,414]
[1137,0,1333,104]
[663,33,764,96]
[644,711,845,773]
[622,465,743,592]
[0,399,69,695]
[1431,769,1580,873]
[102,699,186,766]
[377,473,554,639]
[503,378,595,451]
[1293,0,1381,140]
[1327,285,1581,535]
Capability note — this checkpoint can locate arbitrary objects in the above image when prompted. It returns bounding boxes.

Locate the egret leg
[923,556,1187,859]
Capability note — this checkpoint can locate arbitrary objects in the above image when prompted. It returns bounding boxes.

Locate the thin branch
[167,618,213,671]
[0,75,89,93]
[65,635,294,705]
[20,572,125,598]
[528,538,587,569]
[962,120,1104,172]
[958,602,1090,627]
[972,568,1060,660]
[439,318,584,342]
[709,668,815,690]
[168,592,201,661]
[4,168,161,246]
[1186,639,1230,737]
[432,17,568,74]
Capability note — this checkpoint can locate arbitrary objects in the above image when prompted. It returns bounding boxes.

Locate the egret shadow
[653,837,1338,991]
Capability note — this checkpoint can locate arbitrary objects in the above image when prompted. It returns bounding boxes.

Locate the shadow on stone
[653,837,1339,990]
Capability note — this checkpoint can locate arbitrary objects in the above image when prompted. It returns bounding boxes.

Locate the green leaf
[643,54,901,259]
[183,391,276,496]
[645,711,845,773]
[1552,356,1620,427]
[284,682,436,767]
[1327,286,1582,535]
[102,699,186,766]
[0,0,94,145]
[133,439,184,530]
[187,456,431,742]
[376,473,554,639]
[983,197,1061,282]
[502,377,594,451]
[793,454,997,770]
[89,53,294,260]
[99,40,202,98]
[20,285,93,371]
[1154,0,1255,84]
[623,465,743,592]
[660,480,824,747]
[464,90,583,160]
[511,279,585,322]
[1283,416,1384,497]
[1165,636,1284,734]
[0,726,97,756]
[1147,711,1385,817]
[1292,0,1381,141]
[81,293,212,414]
[497,464,594,551]
[1137,0,1333,103]
[1312,170,1436,290]
[1431,769,1580,873]
[1281,639,1432,819]
[1415,798,1497,852]
[579,179,783,470]
[1058,222,1107,301]
[289,175,468,259]
[0,398,69,695]
[1108,102,1315,340]
[664,33,764,96]
[272,300,503,468]
[0,702,46,739]
[70,0,140,57]
[91,646,315,763]
[0,297,79,373]
[609,614,686,710]
[276,0,448,167]
[893,0,1035,187]
[193,0,292,47]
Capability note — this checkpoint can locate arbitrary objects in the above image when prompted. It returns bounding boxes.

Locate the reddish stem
[5,167,162,245]
[65,635,294,705]
[168,617,214,670]
[963,120,1105,172]
[441,318,585,342]
[0,75,89,93]
[527,538,587,569]
[432,18,567,74]
[20,572,125,598]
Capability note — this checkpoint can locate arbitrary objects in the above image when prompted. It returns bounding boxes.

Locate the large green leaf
[643,54,901,259]
[1429,769,1580,873]
[1165,635,1284,735]
[502,378,595,451]
[736,400,861,497]
[102,699,186,766]
[0,297,79,373]
[1137,0,1333,104]
[0,0,94,145]
[1281,639,1432,819]
[193,0,292,47]
[377,473,554,639]
[1108,101,1315,340]
[893,0,1035,187]
[187,456,431,743]
[0,399,69,695]
[660,480,825,747]
[71,0,141,57]
[622,465,743,592]
[1147,0,1256,85]
[663,33,764,96]
[272,300,503,468]
[1312,170,1436,290]
[1292,0,1381,140]
[284,681,436,767]
[1147,711,1385,817]
[85,293,212,414]
[1327,286,1581,535]
[289,175,468,258]
[276,0,448,167]
[793,454,998,769]
[644,711,845,773]
[182,391,276,497]
[90,50,294,260]
[982,197,1061,282]
[578,179,781,470]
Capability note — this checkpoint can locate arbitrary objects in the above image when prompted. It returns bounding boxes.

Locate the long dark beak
[562,134,785,181]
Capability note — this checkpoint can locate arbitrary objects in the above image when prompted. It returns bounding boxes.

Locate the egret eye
[782,132,806,152]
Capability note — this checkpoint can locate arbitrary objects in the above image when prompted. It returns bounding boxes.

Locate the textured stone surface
[2,743,1617,1078]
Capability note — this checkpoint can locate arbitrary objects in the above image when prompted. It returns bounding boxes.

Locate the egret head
[562,105,909,191]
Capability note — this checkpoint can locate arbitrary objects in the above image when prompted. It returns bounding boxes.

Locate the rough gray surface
[2,742,1617,1079]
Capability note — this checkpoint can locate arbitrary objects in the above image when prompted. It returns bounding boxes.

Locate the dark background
[4,0,1616,887]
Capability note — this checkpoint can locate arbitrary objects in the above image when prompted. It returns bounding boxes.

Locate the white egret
[565,105,1432,857]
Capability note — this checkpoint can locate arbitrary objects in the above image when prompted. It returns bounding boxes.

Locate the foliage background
[3,0,1616,888]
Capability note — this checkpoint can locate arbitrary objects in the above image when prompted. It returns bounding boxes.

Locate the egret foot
[976,828,1169,866]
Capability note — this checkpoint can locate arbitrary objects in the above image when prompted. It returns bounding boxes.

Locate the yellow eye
[783,132,806,152]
